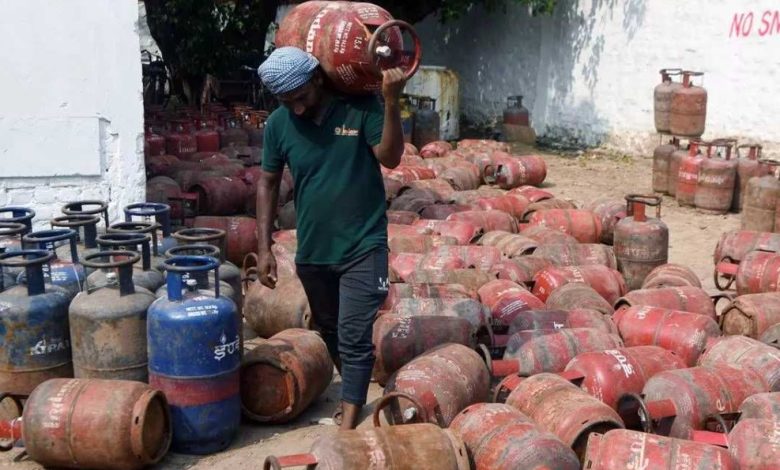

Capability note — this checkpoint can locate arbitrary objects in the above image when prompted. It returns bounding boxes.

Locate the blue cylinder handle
[0,249,54,296]
[0,206,35,232]
[22,229,79,263]
[62,200,109,228]
[108,221,161,257]
[97,233,153,272]
[124,203,172,237]
[163,255,221,301]
[51,215,100,249]
[82,250,139,297]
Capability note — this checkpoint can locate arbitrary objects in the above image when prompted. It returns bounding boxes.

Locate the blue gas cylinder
[124,203,176,254]
[0,222,28,291]
[0,250,73,395]
[148,255,240,455]
[0,206,35,253]
[20,229,84,299]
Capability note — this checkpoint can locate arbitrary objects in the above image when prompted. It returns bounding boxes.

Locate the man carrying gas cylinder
[254,46,406,430]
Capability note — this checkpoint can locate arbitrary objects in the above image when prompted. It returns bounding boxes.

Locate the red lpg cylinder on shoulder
[275,1,422,94]
[675,140,704,207]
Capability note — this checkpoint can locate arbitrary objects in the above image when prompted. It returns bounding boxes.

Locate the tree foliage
[143,0,555,105]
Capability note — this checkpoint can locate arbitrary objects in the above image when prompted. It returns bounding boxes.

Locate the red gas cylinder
[419,203,473,220]
[713,229,780,266]
[532,243,617,269]
[385,165,436,184]
[491,328,623,377]
[669,70,707,137]
[189,176,249,215]
[520,198,578,222]
[508,185,553,202]
[477,279,545,331]
[613,195,669,290]
[653,68,682,133]
[449,403,580,470]
[719,292,780,339]
[719,249,780,295]
[520,225,579,245]
[449,188,505,205]
[381,344,489,427]
[164,123,197,159]
[531,265,627,304]
[372,314,475,386]
[381,283,476,310]
[618,365,768,439]
[695,138,738,214]
[488,257,551,286]
[439,166,481,191]
[491,154,547,189]
[477,231,538,258]
[194,123,220,152]
[502,95,530,126]
[526,209,602,243]
[651,137,680,195]
[423,245,503,271]
[412,219,482,245]
[761,323,780,347]
[276,1,421,95]
[727,418,780,469]
[563,346,686,409]
[614,286,718,319]
[740,392,780,420]
[193,216,257,266]
[675,140,705,207]
[419,140,453,159]
[733,144,769,212]
[146,176,182,206]
[389,298,490,335]
[584,429,738,470]
[145,127,166,158]
[504,373,625,459]
[641,263,701,289]
[613,306,721,366]
[474,195,529,220]
[446,210,518,233]
[698,335,780,392]
[503,309,616,336]
[741,160,780,232]
[667,142,691,197]
[545,282,615,316]
[386,210,420,225]
[584,198,627,245]
[406,269,496,292]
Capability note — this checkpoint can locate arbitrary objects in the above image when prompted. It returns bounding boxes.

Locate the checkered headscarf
[257,47,320,96]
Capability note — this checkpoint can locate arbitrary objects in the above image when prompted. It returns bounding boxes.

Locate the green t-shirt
[262,94,388,265]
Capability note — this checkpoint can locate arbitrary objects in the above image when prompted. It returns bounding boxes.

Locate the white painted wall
[0,0,145,227]
[415,0,780,155]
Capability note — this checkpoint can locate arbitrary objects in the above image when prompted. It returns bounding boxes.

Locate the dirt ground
[1,146,740,469]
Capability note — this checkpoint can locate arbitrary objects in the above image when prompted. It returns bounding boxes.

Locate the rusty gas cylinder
[491,154,547,189]
[760,323,780,348]
[676,140,705,207]
[446,210,518,233]
[189,176,248,215]
[242,256,311,338]
[618,365,768,439]
[165,123,197,159]
[504,373,624,459]
[490,328,623,377]
[477,231,538,258]
[742,161,780,232]
[521,198,578,222]
[91,233,165,293]
[241,329,332,423]
[406,268,496,291]
[390,298,490,334]
[532,265,627,304]
[387,210,420,225]
[50,214,100,260]
[614,286,718,319]
[503,95,530,127]
[69,251,155,381]
[275,2,421,95]
[193,216,257,266]
[654,68,682,133]
[740,392,780,420]
[651,137,680,194]
[720,292,780,339]
[372,314,475,386]
[389,233,457,253]
[0,378,170,470]
[449,188,506,205]
[533,243,617,269]
[423,245,503,271]
[695,139,738,214]
[508,185,553,202]
[474,195,529,220]
[381,344,490,427]
[563,346,686,409]
[418,203,473,220]
[722,249,780,295]
[669,71,707,137]
[381,282,473,310]
[584,198,627,244]
[727,418,780,469]
[733,144,768,212]
[526,209,602,243]
[411,219,482,245]
[520,225,579,245]
[546,282,615,316]
[667,143,690,197]
[419,141,452,161]
[504,309,616,336]
[613,194,669,290]
[146,176,182,206]
[641,263,701,289]
[440,166,482,192]
[449,403,580,470]
[698,335,780,392]
[489,257,552,287]
[477,279,544,331]
[263,423,469,470]
[584,429,737,470]
[613,306,721,366]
